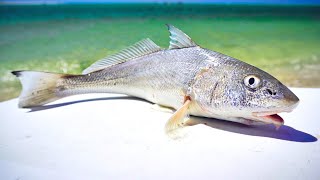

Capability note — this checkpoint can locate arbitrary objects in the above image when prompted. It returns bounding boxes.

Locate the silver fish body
[12,25,299,134]
[59,47,207,110]
[58,46,298,124]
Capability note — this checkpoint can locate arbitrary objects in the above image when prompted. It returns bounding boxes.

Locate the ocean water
[0,4,320,102]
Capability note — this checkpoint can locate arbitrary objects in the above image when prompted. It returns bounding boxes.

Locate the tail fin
[12,71,64,108]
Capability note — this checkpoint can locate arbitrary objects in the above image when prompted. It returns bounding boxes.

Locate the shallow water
[0,4,320,102]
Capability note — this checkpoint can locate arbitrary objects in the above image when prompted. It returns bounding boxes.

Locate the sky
[1,0,320,5]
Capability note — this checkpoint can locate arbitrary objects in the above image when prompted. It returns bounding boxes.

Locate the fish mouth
[251,102,299,127]
[252,111,284,126]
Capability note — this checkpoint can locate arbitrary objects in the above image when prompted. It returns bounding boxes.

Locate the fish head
[234,67,299,126]
[193,56,299,126]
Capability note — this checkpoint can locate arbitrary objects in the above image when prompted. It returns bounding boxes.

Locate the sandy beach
[0,88,319,179]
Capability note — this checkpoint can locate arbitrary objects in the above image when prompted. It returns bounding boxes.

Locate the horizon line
[1,2,320,5]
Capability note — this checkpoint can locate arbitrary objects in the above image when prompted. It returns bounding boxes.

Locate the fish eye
[244,75,261,89]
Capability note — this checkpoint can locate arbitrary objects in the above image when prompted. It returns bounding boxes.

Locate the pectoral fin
[165,97,191,136]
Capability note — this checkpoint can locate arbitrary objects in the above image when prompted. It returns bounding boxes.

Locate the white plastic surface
[0,88,319,180]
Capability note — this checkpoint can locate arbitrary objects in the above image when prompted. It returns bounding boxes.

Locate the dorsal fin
[82,38,161,74]
[166,24,198,49]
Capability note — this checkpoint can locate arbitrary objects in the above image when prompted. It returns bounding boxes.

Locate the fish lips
[252,112,284,125]
[251,101,299,126]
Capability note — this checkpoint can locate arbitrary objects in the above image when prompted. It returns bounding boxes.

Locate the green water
[1,4,320,102]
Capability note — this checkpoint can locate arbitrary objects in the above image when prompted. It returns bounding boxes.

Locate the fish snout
[282,88,299,112]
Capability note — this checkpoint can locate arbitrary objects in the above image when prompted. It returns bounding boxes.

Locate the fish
[12,24,299,136]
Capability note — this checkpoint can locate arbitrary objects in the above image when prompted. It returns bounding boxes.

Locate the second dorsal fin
[82,38,161,74]
[166,24,198,49]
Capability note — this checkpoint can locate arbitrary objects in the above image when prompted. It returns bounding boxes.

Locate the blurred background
[0,0,319,102]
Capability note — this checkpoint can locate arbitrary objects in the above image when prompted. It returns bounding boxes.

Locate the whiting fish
[12,25,299,136]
